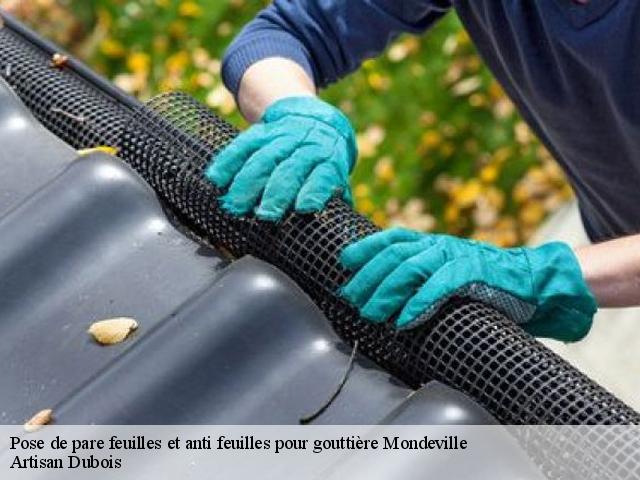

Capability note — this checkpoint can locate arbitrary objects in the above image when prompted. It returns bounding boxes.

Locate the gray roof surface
[0,76,497,427]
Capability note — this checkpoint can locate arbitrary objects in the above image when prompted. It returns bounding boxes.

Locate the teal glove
[339,228,598,342]
[205,96,357,221]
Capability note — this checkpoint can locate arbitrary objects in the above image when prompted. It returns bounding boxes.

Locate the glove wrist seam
[520,247,539,305]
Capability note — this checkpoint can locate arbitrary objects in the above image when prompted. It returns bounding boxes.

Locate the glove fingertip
[295,202,325,215]
[360,305,388,324]
[295,188,331,213]
[339,246,360,270]
[205,164,225,186]
[337,284,351,302]
[220,195,251,217]
[361,314,387,325]
[255,206,284,222]
[395,313,419,330]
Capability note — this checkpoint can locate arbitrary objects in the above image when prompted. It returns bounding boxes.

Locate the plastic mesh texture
[1,18,639,427]
[512,426,640,480]
[0,22,129,148]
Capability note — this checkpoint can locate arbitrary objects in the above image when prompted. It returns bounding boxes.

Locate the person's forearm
[222,0,449,116]
[574,234,640,307]
[236,58,317,123]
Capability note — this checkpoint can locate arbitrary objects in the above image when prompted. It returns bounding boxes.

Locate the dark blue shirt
[222,0,640,242]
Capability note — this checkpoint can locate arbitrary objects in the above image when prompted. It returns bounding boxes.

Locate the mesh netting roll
[0,12,638,426]
[120,93,640,425]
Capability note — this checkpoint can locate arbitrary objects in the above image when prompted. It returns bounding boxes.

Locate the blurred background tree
[1,0,572,246]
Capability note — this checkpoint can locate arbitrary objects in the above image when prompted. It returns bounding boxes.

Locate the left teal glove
[205,96,357,221]
[339,228,598,342]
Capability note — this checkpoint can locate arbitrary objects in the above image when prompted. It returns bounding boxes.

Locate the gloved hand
[205,96,357,221]
[339,228,598,342]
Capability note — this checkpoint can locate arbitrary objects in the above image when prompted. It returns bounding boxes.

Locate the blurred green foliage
[4,0,572,246]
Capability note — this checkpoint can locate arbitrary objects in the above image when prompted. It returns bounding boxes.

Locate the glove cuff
[262,96,358,169]
[524,242,598,341]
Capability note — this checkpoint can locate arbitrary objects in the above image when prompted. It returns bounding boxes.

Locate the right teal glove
[205,96,357,221]
[339,228,598,342]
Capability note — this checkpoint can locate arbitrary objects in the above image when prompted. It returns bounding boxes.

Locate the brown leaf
[88,317,138,345]
[50,53,69,69]
[24,409,53,433]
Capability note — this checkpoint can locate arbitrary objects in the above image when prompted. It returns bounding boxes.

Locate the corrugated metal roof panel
[0,77,74,214]
[0,75,494,426]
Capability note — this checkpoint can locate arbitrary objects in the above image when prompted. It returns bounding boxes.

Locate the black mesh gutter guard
[0,9,638,427]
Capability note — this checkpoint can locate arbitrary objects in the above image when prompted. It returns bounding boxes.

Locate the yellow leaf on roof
[24,409,53,433]
[88,317,139,346]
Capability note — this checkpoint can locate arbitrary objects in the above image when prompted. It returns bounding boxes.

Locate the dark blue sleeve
[221,0,452,94]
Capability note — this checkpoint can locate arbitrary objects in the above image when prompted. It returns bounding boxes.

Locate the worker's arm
[222,0,452,98]
[575,234,640,308]
[234,58,316,124]
[206,1,452,220]
[338,230,640,342]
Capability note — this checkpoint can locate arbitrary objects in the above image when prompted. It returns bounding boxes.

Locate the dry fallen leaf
[88,317,138,345]
[24,409,53,433]
[77,146,119,157]
[51,53,69,69]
